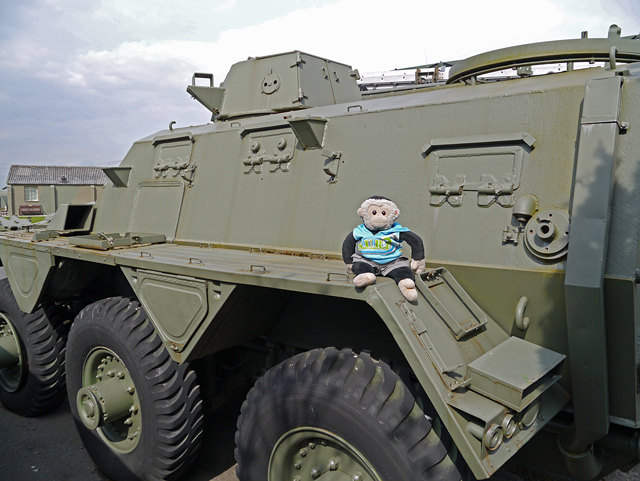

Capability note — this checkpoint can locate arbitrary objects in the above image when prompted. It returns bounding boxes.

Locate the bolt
[127,434,135,440]
[320,440,327,446]
[308,442,316,449]
[129,405,139,414]
[124,418,133,426]
[106,371,115,378]
[97,365,104,371]
[353,474,363,481]
[299,448,307,457]
[310,467,321,479]
[127,386,135,394]
[294,460,302,470]
[328,458,339,470]
[293,477,301,481]
[117,372,125,379]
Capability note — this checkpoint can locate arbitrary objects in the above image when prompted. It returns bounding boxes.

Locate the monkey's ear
[357,208,364,217]
[394,208,400,218]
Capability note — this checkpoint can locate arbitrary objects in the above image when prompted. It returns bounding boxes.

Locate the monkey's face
[358,203,399,231]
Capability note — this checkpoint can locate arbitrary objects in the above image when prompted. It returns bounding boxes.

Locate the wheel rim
[0,313,25,393]
[269,427,382,481]
[81,347,142,453]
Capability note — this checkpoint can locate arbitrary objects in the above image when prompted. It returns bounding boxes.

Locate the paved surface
[2,392,640,481]
[0,394,241,481]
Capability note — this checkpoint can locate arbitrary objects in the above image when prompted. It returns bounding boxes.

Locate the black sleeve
[342,232,357,263]
[400,231,424,260]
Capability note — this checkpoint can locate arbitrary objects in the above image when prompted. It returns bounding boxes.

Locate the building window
[24,186,38,202]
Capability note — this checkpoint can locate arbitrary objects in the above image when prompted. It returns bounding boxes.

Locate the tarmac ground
[2,392,640,481]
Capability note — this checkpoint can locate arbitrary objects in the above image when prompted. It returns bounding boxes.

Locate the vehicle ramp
[365,267,569,478]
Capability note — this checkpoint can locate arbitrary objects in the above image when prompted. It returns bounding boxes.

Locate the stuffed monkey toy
[342,196,425,302]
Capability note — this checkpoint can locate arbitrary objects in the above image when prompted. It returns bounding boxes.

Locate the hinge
[321,150,342,183]
[292,87,308,104]
[290,52,305,67]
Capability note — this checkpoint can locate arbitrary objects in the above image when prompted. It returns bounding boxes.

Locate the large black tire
[66,297,204,481]
[235,347,466,481]
[0,278,68,416]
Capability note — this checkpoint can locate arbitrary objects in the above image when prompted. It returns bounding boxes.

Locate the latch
[425,132,533,209]
[152,138,196,185]
[321,150,342,183]
[429,175,464,206]
[477,174,515,207]
[502,225,521,245]
[153,160,197,185]
[243,131,296,174]
[429,173,517,208]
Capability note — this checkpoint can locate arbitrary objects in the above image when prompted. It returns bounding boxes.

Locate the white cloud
[214,0,237,12]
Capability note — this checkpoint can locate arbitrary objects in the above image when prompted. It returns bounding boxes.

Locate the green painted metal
[564,75,624,450]
[0,244,55,313]
[213,51,362,119]
[268,428,382,481]
[123,268,238,352]
[0,324,19,370]
[0,313,24,392]
[467,337,565,412]
[80,347,141,453]
[46,204,95,232]
[448,28,640,84]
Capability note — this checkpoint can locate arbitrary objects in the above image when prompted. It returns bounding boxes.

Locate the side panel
[0,244,54,312]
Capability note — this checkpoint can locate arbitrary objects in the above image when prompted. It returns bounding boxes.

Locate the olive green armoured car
[1,25,640,481]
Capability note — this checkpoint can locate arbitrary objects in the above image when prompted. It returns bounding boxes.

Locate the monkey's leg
[352,262,377,287]
[387,267,418,302]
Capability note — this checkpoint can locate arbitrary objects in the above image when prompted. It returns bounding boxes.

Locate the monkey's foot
[353,273,376,287]
[398,279,418,302]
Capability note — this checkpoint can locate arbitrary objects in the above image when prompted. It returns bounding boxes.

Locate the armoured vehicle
[1,24,640,481]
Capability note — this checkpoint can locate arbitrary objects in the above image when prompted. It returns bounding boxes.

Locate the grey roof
[7,165,109,186]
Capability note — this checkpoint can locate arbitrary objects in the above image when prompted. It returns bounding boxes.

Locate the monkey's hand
[411,258,426,275]
[346,264,354,274]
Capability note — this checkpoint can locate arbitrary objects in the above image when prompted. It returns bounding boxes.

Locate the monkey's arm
[400,231,426,274]
[342,232,357,264]
[400,231,424,260]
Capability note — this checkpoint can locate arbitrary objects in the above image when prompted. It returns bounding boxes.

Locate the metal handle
[327,272,350,282]
[515,296,530,330]
[192,72,213,87]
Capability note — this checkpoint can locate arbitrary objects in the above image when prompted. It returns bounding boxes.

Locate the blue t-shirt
[353,223,410,264]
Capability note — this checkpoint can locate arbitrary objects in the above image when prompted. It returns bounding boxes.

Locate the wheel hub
[0,313,24,392]
[80,347,142,453]
[0,325,20,369]
[77,376,135,430]
[269,428,381,481]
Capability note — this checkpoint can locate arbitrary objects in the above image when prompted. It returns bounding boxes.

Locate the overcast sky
[1,0,639,187]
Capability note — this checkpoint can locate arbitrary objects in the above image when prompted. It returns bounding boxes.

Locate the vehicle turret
[187,51,362,119]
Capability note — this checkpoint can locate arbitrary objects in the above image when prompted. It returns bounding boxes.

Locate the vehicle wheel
[66,297,203,481]
[235,347,466,481]
[0,278,68,416]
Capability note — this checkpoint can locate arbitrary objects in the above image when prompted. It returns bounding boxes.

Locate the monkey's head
[357,196,400,231]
